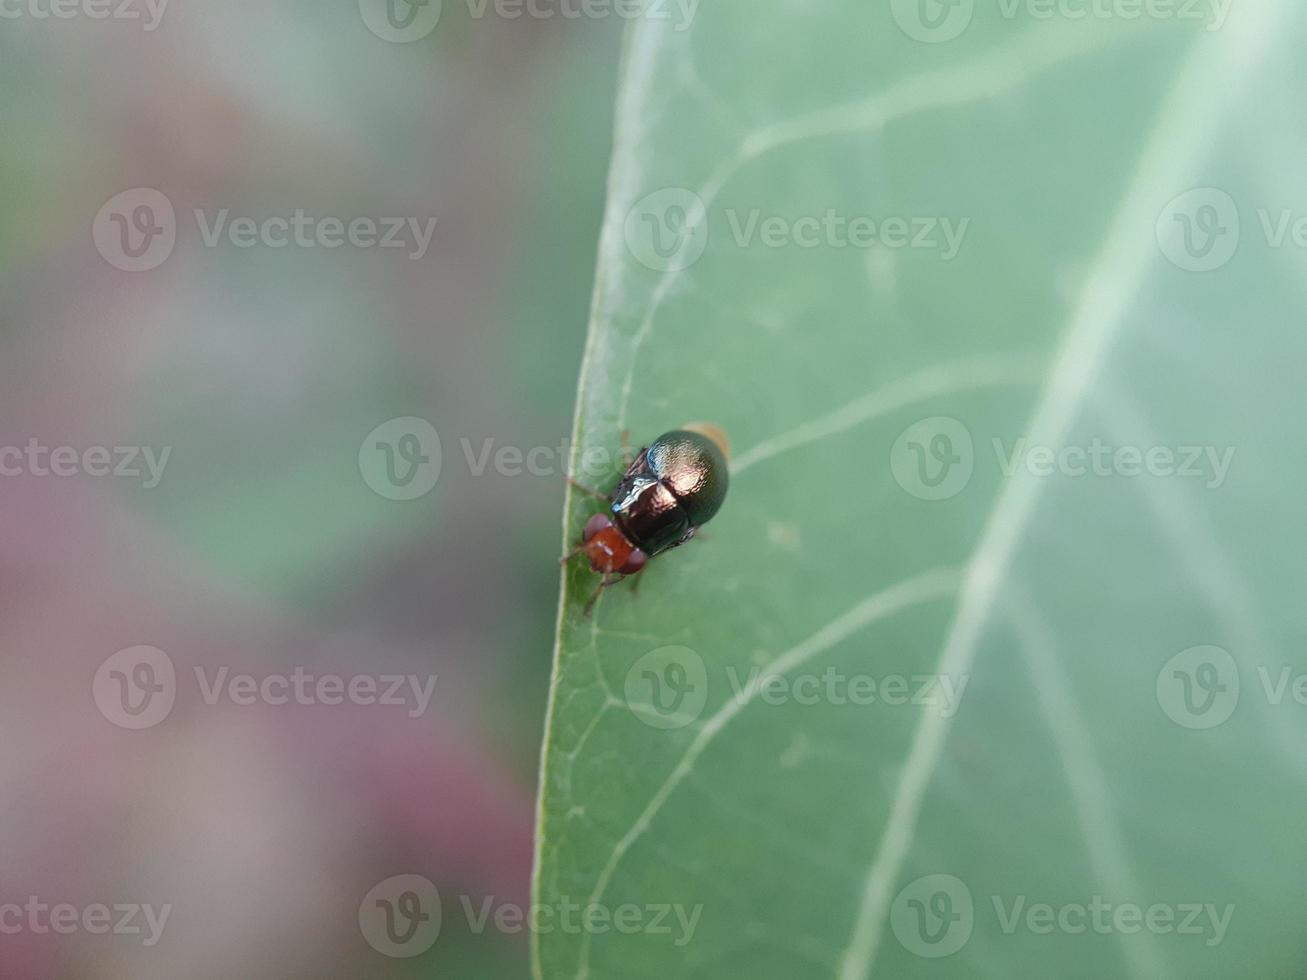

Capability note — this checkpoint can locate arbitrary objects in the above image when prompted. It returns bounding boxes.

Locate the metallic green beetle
[562,423,730,613]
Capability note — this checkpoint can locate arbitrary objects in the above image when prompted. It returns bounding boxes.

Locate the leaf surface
[535,5,1306,977]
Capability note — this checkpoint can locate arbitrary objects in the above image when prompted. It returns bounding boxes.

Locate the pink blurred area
[1,2,616,976]
[0,485,532,977]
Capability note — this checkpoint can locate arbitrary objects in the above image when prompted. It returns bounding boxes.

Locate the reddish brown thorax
[582,514,647,575]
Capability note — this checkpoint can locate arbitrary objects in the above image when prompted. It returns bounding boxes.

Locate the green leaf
[535,3,1304,977]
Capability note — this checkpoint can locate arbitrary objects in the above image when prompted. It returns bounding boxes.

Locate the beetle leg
[583,574,623,617]
[583,582,603,617]
[566,476,608,501]
[627,567,645,598]
[662,527,699,553]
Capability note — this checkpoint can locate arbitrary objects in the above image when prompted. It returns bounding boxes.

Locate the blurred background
[0,2,620,976]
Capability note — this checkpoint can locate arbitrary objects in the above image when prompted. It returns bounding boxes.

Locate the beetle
[561,423,730,614]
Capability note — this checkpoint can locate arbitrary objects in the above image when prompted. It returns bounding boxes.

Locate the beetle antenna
[566,477,608,501]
